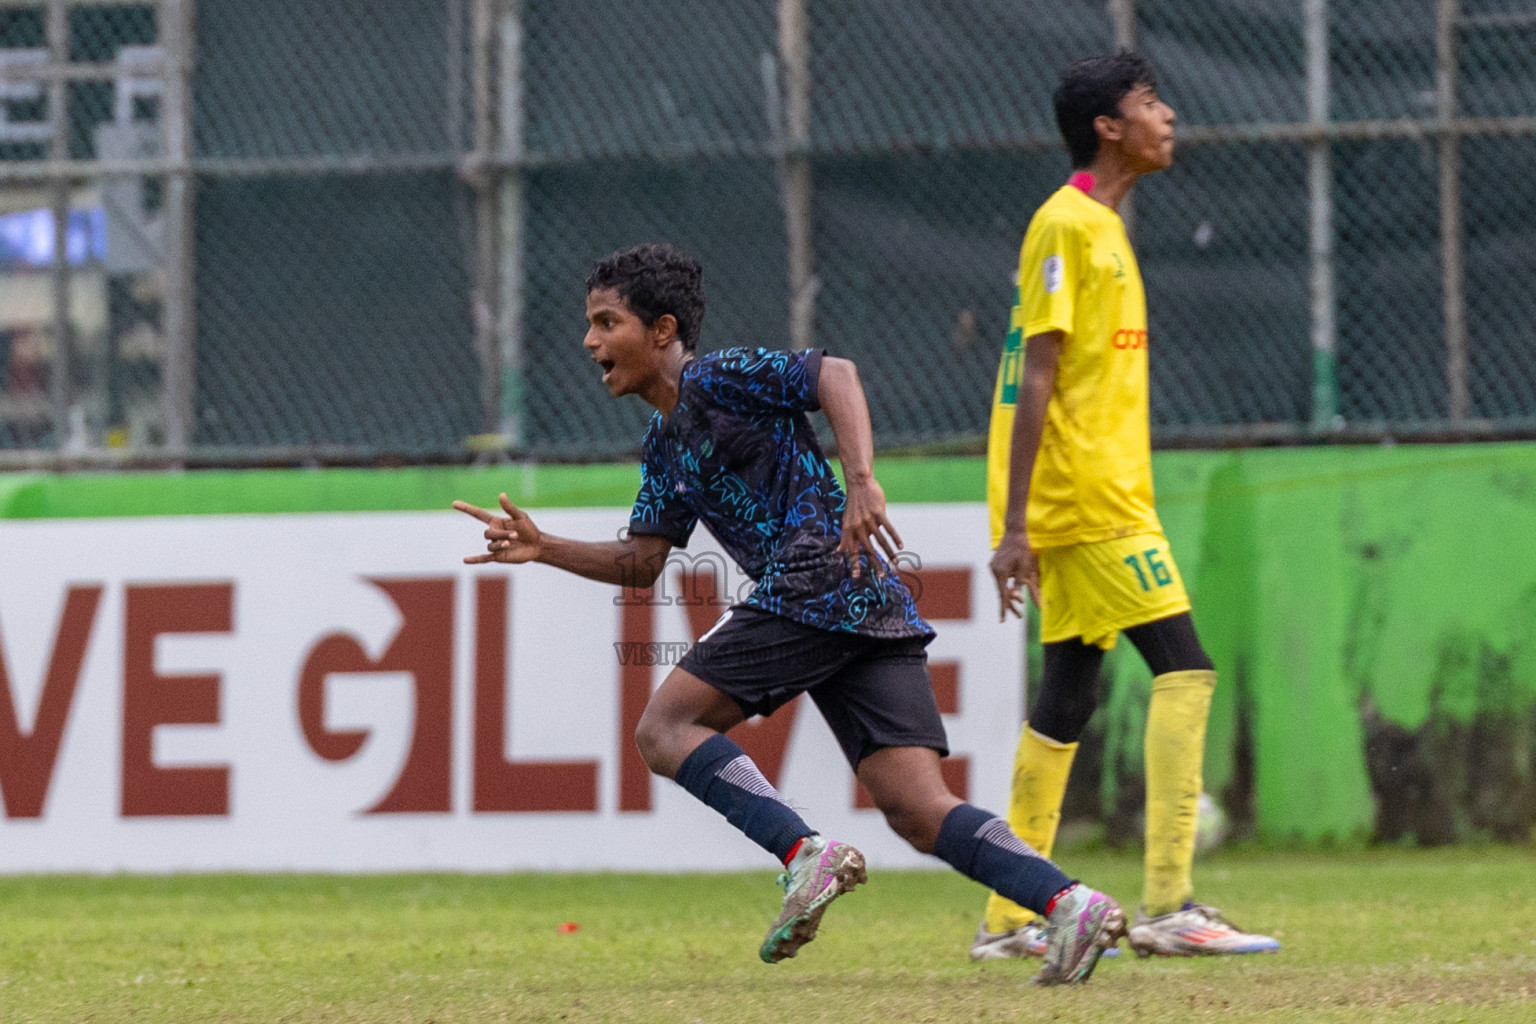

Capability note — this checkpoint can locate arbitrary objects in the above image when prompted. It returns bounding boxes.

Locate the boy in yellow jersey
[973,54,1279,960]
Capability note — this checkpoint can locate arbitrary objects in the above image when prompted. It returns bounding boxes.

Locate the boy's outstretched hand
[989,529,1039,621]
[453,493,543,564]
[837,476,902,578]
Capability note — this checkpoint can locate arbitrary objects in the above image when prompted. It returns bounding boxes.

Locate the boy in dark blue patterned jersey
[454,243,1123,983]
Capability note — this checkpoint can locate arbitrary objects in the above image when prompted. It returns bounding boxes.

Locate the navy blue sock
[673,733,814,863]
[933,803,1075,915]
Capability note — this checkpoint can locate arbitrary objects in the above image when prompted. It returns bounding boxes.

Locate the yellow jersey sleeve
[1018,214,1081,341]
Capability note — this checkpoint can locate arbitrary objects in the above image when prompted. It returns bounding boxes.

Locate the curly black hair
[585,243,706,351]
[1054,52,1159,169]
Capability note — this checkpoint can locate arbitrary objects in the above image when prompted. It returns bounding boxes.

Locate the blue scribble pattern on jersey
[629,347,931,640]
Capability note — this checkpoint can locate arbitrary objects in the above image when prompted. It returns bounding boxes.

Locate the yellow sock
[1143,669,1216,917]
[982,724,1077,934]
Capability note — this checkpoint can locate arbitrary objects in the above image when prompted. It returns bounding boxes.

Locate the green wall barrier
[0,458,984,519]
[5,443,1534,844]
[1156,443,1536,846]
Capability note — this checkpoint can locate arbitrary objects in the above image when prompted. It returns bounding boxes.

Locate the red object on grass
[557,922,580,934]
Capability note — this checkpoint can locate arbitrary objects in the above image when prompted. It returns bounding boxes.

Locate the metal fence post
[498,0,526,449]
[1437,0,1469,422]
[469,0,503,442]
[1306,0,1339,431]
[1109,0,1137,240]
[161,0,197,459]
[778,0,816,351]
[46,0,72,448]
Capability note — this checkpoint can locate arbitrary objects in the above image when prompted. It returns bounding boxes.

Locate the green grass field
[1,847,1533,1023]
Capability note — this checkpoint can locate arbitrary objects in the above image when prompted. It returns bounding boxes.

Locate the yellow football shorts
[1037,531,1192,650]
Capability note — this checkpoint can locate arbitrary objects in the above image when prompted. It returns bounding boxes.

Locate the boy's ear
[1093,112,1124,144]
[650,313,679,345]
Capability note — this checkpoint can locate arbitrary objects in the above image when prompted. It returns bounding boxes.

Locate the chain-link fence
[0,0,1532,466]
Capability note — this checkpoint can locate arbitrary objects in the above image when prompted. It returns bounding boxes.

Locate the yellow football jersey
[987,183,1162,549]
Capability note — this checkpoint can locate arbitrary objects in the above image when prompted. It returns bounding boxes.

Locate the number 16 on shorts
[1035,531,1190,645]
[1123,546,1174,592]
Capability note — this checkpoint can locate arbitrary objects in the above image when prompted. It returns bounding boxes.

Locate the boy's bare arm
[817,356,902,570]
[454,493,672,588]
[990,330,1062,619]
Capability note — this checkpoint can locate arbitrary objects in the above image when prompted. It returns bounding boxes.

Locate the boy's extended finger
[453,500,493,523]
[498,492,522,516]
[463,552,496,564]
[994,574,1013,621]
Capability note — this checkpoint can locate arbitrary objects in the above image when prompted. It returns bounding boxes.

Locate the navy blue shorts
[678,606,949,769]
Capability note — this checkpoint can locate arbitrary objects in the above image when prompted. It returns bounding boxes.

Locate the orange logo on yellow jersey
[1111,328,1148,350]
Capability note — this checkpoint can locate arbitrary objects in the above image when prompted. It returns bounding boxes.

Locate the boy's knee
[632,709,671,774]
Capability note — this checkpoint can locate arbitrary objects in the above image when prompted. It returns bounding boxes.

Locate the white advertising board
[0,504,1023,872]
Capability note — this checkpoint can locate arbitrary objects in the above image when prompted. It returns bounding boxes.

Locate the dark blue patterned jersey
[627,346,933,640]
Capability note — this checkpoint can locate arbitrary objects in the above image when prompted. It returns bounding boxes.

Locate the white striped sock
[718,755,779,799]
[977,817,1048,861]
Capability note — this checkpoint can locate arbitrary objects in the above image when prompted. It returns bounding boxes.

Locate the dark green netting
[1,0,1533,459]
